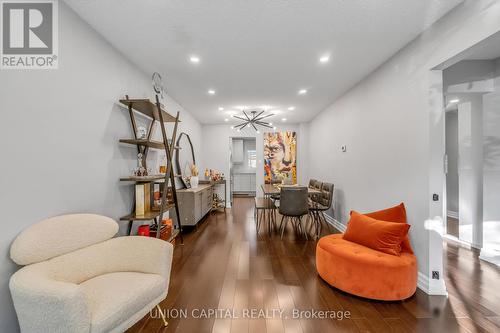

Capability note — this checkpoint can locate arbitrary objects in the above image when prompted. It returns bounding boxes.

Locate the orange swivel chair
[315,203,417,301]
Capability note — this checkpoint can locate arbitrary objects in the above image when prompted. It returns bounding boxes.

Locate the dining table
[261,183,322,197]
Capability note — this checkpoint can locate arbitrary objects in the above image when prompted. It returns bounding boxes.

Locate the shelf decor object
[118,94,183,244]
[231,109,275,132]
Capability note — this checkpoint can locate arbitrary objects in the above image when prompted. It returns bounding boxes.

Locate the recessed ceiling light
[282,118,287,122]
[319,55,330,63]
[219,107,224,111]
[237,128,241,132]
[269,122,273,126]
[231,126,234,129]
[189,56,200,63]
[208,89,216,95]
[273,126,277,130]
[449,99,460,103]
[224,118,228,122]
[288,106,295,111]
[256,130,260,134]
[298,89,307,95]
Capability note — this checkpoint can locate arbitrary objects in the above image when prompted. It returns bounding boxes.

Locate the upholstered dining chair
[309,179,323,204]
[9,214,173,333]
[279,186,309,239]
[254,197,277,234]
[309,182,334,238]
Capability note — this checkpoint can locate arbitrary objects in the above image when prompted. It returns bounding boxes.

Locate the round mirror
[175,132,196,189]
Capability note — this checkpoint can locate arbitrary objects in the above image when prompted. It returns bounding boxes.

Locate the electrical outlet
[432,271,440,280]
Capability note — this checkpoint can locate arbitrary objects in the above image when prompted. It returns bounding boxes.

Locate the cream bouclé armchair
[9,214,173,333]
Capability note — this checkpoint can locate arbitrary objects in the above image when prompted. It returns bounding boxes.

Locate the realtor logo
[1,0,58,69]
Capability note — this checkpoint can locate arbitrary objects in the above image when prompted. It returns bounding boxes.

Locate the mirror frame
[175,132,196,189]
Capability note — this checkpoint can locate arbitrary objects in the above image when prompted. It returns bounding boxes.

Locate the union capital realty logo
[1,0,58,69]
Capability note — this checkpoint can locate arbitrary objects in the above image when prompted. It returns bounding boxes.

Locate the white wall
[0,3,201,332]
[200,124,306,206]
[445,111,459,214]
[483,92,500,222]
[484,59,500,223]
[306,0,500,292]
[457,96,484,247]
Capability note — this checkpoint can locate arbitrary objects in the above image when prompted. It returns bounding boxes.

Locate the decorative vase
[190,176,199,188]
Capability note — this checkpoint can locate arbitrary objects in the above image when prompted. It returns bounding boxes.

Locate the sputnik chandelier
[231,110,276,132]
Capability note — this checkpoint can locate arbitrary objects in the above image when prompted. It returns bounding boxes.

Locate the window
[247,150,256,168]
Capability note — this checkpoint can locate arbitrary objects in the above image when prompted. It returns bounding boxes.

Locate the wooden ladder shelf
[118,94,183,244]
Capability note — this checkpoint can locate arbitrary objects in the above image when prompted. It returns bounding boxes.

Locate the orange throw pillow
[363,203,413,254]
[343,211,410,256]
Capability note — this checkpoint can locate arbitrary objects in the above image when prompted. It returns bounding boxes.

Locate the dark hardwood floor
[128,198,500,333]
[447,216,459,238]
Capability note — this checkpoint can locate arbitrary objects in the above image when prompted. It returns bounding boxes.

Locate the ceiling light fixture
[298,89,307,95]
[282,118,287,122]
[288,106,295,111]
[189,56,200,63]
[224,118,228,122]
[319,55,330,63]
[449,99,460,103]
[208,89,216,95]
[218,107,224,111]
[232,109,274,132]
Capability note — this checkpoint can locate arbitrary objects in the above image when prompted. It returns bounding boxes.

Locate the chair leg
[309,213,317,236]
[271,209,276,232]
[281,216,288,239]
[307,213,314,234]
[279,215,285,233]
[267,209,272,235]
[316,212,323,238]
[321,211,332,233]
[255,207,259,233]
[317,214,323,238]
[299,216,308,240]
[257,209,262,233]
[156,304,168,327]
[273,209,277,230]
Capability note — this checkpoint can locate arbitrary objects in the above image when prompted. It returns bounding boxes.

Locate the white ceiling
[65,0,462,124]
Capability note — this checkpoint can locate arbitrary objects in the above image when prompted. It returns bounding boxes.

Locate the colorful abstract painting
[264,131,297,184]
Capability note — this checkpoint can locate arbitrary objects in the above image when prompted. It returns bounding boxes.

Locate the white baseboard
[479,248,500,267]
[417,271,448,296]
[323,214,346,232]
[443,234,472,249]
[447,210,458,219]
